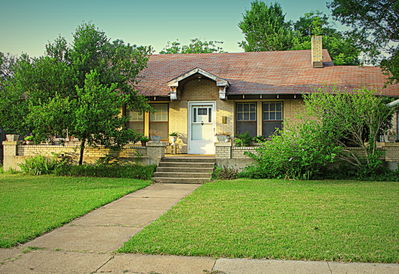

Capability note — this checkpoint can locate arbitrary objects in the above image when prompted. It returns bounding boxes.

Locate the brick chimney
[311,36,323,68]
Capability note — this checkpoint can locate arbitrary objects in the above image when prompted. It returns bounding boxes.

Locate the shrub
[317,160,399,181]
[304,89,396,174]
[213,166,239,180]
[24,136,34,141]
[253,135,267,143]
[234,132,253,147]
[55,163,156,180]
[243,121,341,180]
[19,155,61,175]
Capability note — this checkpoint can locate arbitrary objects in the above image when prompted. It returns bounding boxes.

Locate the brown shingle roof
[136,50,399,97]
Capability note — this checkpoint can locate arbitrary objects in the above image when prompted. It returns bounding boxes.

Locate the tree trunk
[79,139,85,165]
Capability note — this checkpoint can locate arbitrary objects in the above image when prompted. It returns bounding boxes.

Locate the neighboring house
[129,36,399,155]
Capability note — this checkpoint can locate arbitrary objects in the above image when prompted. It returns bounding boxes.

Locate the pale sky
[0,0,336,57]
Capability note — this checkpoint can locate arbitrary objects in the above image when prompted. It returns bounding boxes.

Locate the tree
[238,2,360,65]
[238,1,295,51]
[304,89,396,174]
[328,0,399,83]
[0,53,30,134]
[0,52,16,85]
[28,71,138,165]
[160,38,224,54]
[292,11,360,65]
[0,23,152,164]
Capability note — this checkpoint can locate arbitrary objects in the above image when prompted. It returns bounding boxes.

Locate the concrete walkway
[0,183,398,273]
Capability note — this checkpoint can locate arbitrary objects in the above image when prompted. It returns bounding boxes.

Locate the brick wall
[2,139,162,171]
[215,143,231,159]
[215,142,399,171]
[380,143,399,161]
[16,144,147,163]
[231,147,257,159]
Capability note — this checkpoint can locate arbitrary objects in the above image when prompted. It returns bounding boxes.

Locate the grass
[0,173,150,248]
[120,179,399,263]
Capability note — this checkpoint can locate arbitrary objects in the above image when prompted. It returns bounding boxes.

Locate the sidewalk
[1,249,398,273]
[0,183,398,273]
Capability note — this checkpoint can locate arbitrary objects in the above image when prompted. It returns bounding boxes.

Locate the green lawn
[120,179,399,263]
[0,174,150,247]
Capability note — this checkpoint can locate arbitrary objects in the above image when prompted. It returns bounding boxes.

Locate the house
[128,36,399,155]
[4,36,399,174]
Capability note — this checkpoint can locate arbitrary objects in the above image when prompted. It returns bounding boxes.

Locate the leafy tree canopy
[160,38,224,54]
[238,1,361,65]
[292,11,360,65]
[238,1,295,51]
[0,23,152,164]
[328,0,399,83]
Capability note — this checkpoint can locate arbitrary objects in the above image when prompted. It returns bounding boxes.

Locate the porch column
[215,142,232,159]
[3,135,19,171]
[144,112,150,137]
[257,101,262,136]
[146,141,167,165]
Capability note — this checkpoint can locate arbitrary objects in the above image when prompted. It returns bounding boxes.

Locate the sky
[0,0,335,57]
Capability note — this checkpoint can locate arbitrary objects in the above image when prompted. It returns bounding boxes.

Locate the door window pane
[198,108,207,115]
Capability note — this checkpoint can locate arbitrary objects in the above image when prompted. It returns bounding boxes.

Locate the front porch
[128,67,306,155]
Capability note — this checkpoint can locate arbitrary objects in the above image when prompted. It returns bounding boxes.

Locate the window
[150,104,168,140]
[128,111,144,135]
[262,102,283,137]
[236,103,257,137]
[193,106,212,123]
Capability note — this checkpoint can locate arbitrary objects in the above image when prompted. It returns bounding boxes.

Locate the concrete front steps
[153,156,215,184]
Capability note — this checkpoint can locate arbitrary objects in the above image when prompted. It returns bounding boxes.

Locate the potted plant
[140,136,150,147]
[234,132,252,147]
[216,132,231,142]
[169,132,179,144]
[24,135,34,145]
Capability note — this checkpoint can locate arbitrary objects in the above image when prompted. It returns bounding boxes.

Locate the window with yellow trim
[150,104,168,140]
[128,111,144,135]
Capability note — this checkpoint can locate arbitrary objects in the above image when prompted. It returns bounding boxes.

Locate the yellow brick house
[128,36,399,155]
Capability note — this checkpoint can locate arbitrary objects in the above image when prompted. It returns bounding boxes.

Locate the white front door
[188,102,216,154]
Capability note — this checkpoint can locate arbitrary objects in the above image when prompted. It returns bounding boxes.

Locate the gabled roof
[167,68,229,88]
[136,50,399,97]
